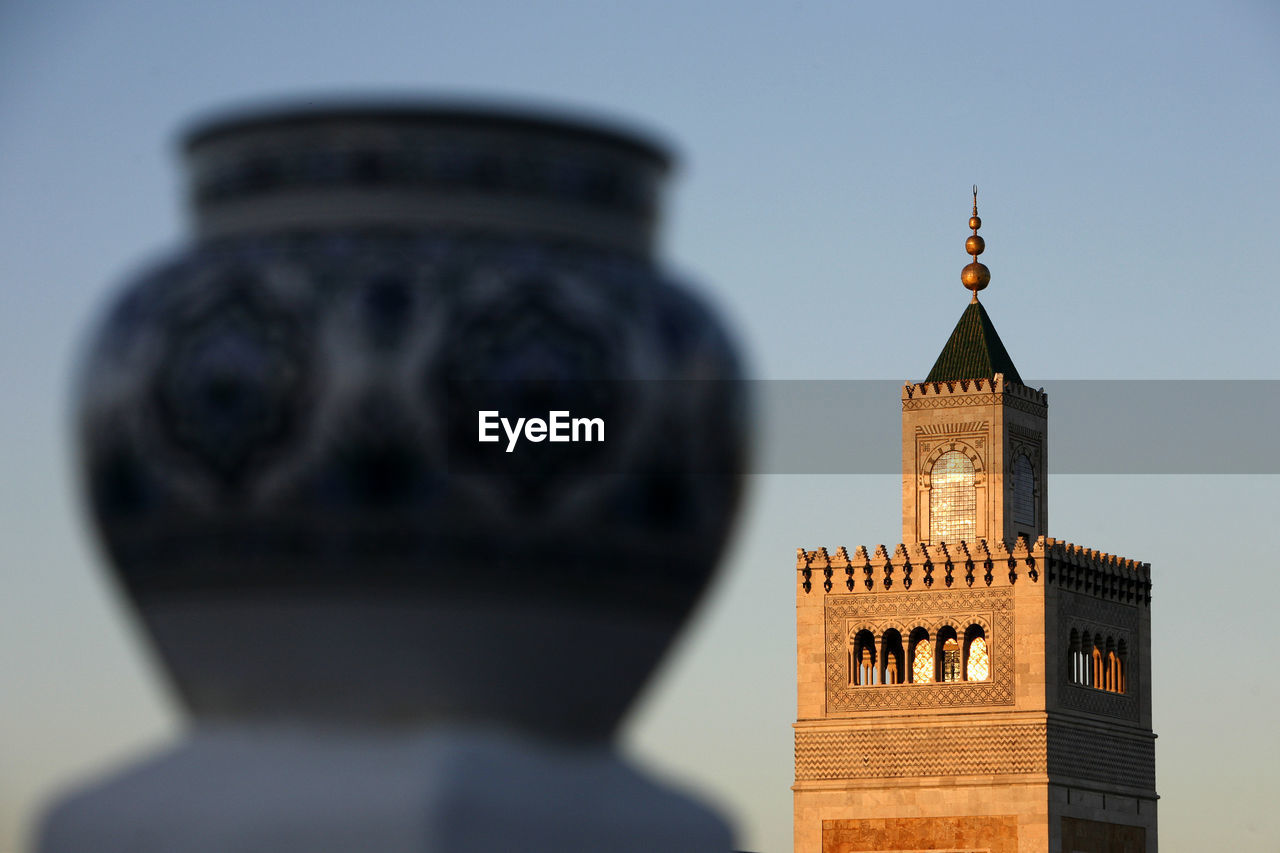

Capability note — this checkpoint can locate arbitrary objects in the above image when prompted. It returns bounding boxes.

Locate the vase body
[77,103,747,737]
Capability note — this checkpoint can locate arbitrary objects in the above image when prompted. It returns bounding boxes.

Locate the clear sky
[2,2,1278,851]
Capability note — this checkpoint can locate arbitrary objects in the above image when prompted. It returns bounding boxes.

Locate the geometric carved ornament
[825,588,1014,712]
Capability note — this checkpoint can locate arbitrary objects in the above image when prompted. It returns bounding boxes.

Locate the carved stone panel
[1047,724,1156,791]
[796,721,1046,780]
[823,815,1021,853]
[1061,817,1148,852]
[903,393,1000,411]
[1058,591,1141,721]
[825,588,1014,712]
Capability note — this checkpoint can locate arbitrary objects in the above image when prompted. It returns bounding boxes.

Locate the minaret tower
[794,192,1157,853]
[901,188,1047,547]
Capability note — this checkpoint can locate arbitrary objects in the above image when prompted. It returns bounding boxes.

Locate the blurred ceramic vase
[44,102,746,852]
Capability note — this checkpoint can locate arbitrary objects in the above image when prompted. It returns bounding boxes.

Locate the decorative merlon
[796,536,1151,604]
[1041,538,1147,571]
[900,374,1048,410]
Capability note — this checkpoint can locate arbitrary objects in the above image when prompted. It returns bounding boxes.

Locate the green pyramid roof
[925,299,1023,385]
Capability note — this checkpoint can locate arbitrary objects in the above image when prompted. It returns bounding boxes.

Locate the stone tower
[793,194,1157,853]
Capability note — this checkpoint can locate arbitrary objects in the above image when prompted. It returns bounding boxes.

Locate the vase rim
[181,97,674,171]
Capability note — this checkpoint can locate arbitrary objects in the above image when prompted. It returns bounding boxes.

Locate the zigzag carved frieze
[1047,724,1155,791]
[795,722,1047,780]
[825,588,1014,712]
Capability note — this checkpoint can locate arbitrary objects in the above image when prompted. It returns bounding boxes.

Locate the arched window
[1011,454,1035,527]
[881,629,904,685]
[1080,631,1094,686]
[1103,637,1116,692]
[942,639,962,682]
[910,630,933,684]
[1068,628,1082,684]
[964,625,989,682]
[1065,630,1131,693]
[930,451,976,542]
[1116,639,1129,694]
[937,625,962,682]
[851,630,877,686]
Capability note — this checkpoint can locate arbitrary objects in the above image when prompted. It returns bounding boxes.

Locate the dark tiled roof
[925,299,1023,384]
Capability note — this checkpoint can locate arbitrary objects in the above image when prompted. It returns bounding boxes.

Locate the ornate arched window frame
[935,622,962,683]
[908,626,932,684]
[880,628,905,685]
[963,620,991,682]
[921,441,985,543]
[1068,628,1082,684]
[849,626,877,686]
[1115,638,1128,694]
[1009,447,1037,532]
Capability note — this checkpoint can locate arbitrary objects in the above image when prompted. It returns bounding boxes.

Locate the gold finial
[961,184,990,301]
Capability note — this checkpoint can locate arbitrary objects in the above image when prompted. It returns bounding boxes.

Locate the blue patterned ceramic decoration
[76,103,748,734]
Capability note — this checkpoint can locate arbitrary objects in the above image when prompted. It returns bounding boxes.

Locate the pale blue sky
[2,2,1278,851]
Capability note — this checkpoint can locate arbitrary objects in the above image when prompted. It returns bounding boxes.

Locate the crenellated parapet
[901,373,1047,415]
[796,536,1043,595]
[797,536,1149,606]
[1042,538,1151,606]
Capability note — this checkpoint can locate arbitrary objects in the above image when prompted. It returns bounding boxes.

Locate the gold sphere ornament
[962,186,989,297]
[962,261,990,291]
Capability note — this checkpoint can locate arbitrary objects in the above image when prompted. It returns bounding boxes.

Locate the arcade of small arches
[1067,628,1127,694]
[848,621,991,686]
